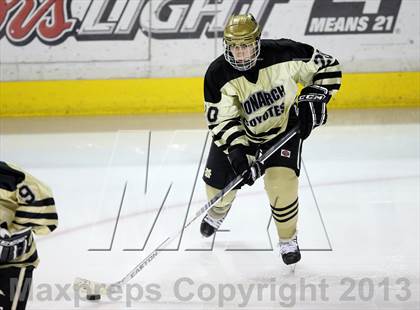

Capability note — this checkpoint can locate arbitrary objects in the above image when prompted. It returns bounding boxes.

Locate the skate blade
[290,263,297,273]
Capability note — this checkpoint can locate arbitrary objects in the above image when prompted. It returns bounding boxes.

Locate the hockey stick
[74,125,299,298]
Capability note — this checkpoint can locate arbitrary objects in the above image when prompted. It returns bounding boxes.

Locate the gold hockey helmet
[223,14,262,71]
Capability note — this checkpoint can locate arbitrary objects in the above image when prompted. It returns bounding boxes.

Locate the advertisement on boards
[0,0,418,80]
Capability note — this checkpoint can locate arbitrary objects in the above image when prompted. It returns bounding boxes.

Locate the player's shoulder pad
[260,38,315,65]
[204,55,241,103]
[0,161,26,191]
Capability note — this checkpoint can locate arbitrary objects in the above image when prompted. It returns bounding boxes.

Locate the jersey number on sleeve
[19,185,35,204]
[207,106,219,123]
[314,50,334,68]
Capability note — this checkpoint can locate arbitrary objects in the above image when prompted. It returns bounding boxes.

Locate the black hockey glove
[228,146,263,186]
[0,223,33,263]
[297,85,330,140]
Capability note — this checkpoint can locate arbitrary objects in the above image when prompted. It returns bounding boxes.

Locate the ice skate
[200,213,226,238]
[279,235,301,265]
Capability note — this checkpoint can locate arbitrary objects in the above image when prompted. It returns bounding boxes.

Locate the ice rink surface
[0,109,419,310]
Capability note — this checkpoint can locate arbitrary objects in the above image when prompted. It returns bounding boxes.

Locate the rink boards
[1,71,419,117]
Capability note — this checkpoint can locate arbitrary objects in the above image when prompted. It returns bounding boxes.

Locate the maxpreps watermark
[5,276,413,308]
[305,0,402,35]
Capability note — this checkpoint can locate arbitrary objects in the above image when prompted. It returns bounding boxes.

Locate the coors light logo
[0,0,288,46]
[0,0,77,45]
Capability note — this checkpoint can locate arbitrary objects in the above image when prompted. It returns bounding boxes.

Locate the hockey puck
[86,294,101,301]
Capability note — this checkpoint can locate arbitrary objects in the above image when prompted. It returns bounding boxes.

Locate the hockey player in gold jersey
[0,162,58,310]
[201,14,341,265]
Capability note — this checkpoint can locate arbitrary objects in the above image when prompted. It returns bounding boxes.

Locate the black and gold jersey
[204,39,342,152]
[0,161,57,269]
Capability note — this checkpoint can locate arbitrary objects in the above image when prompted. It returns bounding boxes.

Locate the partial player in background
[201,14,341,265]
[0,162,58,310]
